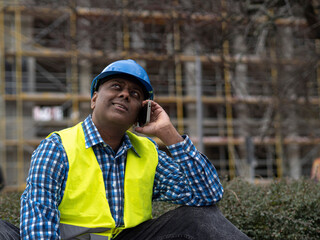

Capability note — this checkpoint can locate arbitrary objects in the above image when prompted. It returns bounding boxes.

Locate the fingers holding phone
[137,101,152,127]
[135,100,183,145]
[135,100,169,134]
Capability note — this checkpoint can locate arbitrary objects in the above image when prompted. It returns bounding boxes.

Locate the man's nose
[119,88,130,100]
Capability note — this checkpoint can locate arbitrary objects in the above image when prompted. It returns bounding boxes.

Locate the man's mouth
[112,103,128,111]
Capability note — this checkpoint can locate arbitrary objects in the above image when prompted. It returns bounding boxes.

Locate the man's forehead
[107,78,144,91]
[97,73,148,99]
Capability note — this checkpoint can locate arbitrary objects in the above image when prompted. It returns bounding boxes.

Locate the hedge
[218,178,320,240]
[1,178,319,239]
[154,178,320,239]
[0,191,20,227]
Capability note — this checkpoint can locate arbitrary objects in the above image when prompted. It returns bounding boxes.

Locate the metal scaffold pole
[0,0,6,184]
[123,20,130,54]
[316,40,320,120]
[270,37,283,178]
[173,14,184,134]
[222,0,236,179]
[122,0,130,56]
[121,0,130,59]
[70,1,79,125]
[195,55,203,153]
[15,0,24,188]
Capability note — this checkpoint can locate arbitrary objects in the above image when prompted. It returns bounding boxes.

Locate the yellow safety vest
[51,122,158,240]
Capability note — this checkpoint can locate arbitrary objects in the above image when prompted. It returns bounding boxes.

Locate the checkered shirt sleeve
[153,135,224,205]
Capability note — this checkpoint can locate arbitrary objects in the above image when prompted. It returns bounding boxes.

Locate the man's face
[91,78,144,130]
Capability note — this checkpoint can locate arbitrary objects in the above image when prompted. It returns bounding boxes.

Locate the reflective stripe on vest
[60,223,111,240]
[51,122,158,239]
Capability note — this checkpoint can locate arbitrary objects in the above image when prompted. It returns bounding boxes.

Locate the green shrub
[153,178,320,239]
[0,191,21,227]
[1,179,320,239]
[218,178,320,240]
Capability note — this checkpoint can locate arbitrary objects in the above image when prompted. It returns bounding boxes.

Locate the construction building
[1,0,320,189]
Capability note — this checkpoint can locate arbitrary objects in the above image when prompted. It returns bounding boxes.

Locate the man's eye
[131,90,140,98]
[112,84,121,89]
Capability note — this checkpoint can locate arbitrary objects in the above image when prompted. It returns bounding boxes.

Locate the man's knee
[165,205,251,240]
[164,205,223,230]
[171,205,221,221]
[0,220,20,240]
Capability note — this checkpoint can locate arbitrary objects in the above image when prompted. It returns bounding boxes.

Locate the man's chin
[110,118,135,130]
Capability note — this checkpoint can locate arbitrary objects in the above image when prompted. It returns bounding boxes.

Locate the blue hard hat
[91,59,154,100]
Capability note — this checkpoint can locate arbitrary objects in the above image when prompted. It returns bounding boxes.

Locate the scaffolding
[1,0,320,189]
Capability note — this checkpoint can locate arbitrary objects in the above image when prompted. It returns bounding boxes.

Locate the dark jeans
[0,220,19,240]
[115,205,251,240]
[0,205,251,240]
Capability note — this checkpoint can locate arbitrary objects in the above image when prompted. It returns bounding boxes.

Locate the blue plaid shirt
[20,115,223,239]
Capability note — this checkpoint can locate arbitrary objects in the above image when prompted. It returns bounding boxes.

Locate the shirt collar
[82,115,140,157]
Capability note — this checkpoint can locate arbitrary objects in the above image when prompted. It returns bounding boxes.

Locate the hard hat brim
[92,71,153,100]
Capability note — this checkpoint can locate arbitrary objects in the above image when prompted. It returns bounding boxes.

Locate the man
[0,165,4,191]
[17,59,250,239]
[311,158,320,182]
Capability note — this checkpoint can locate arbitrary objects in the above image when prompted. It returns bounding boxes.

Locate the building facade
[1,0,320,189]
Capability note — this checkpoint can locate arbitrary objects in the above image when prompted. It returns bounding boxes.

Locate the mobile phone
[137,101,151,127]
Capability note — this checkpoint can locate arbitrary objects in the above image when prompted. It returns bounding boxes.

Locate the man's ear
[91,92,97,110]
